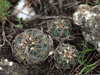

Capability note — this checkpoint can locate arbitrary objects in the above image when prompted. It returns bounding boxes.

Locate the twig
[87,52,96,64]
[2,21,13,51]
[35,15,73,19]
[69,64,81,74]
[6,19,21,29]
[59,0,63,13]
[38,0,42,13]
[63,1,81,8]
[2,22,6,46]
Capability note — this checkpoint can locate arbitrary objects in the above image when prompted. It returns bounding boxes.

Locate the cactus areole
[12,29,53,64]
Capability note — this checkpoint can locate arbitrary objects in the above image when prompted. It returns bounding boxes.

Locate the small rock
[12,0,36,22]
[0,59,29,75]
[73,4,100,53]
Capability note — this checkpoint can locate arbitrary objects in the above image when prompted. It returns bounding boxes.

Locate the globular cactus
[12,28,53,65]
[54,44,78,69]
[46,19,72,40]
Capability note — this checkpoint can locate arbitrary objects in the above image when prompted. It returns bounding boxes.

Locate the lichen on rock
[73,4,100,53]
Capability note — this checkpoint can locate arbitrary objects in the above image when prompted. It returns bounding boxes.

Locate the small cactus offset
[12,28,53,65]
[47,19,72,40]
[54,44,78,69]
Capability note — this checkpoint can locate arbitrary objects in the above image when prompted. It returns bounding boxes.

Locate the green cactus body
[54,44,78,69]
[12,29,53,64]
[47,19,71,40]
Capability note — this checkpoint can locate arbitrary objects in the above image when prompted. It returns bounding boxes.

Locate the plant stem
[86,0,88,4]
[79,59,100,75]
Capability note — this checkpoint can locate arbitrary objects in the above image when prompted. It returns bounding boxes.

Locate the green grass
[86,0,88,4]
[77,41,97,75]
[0,0,11,22]
[86,0,100,4]
[15,17,23,28]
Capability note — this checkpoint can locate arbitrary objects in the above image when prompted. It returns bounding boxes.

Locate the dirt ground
[1,0,100,75]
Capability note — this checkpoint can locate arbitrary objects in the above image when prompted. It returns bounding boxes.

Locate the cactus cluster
[46,19,72,40]
[54,44,78,69]
[12,19,78,69]
[12,29,53,64]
